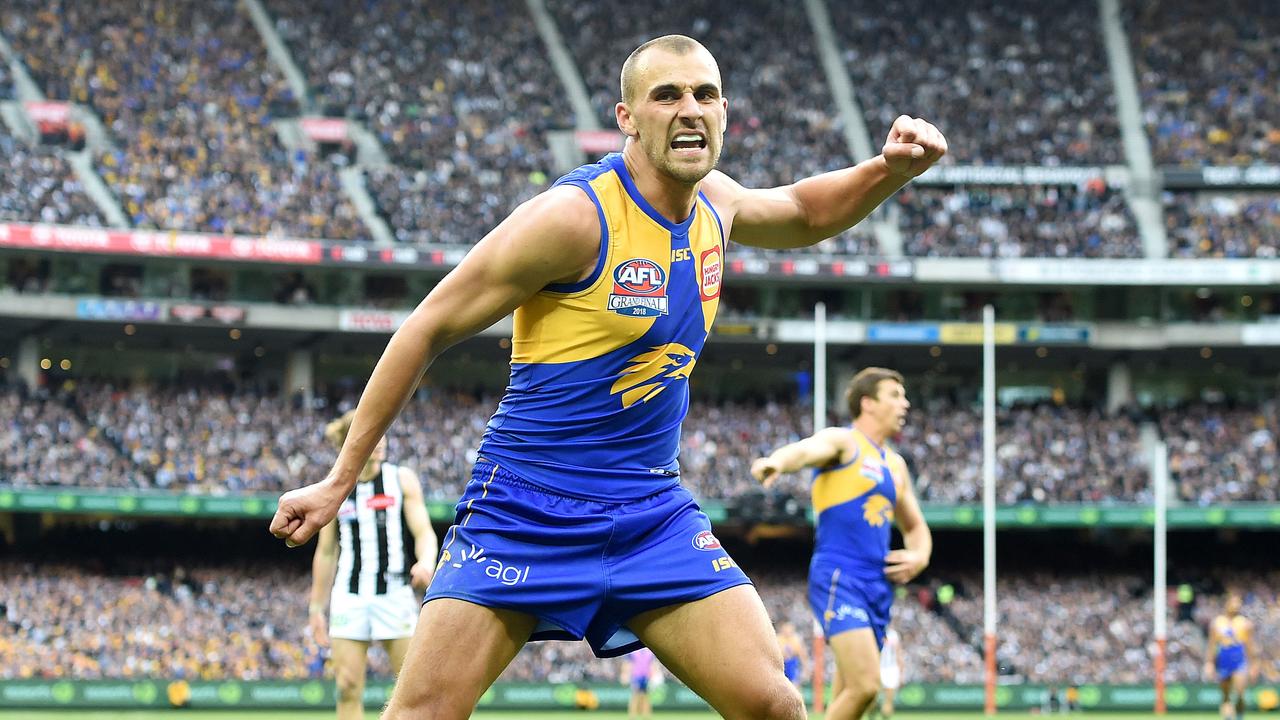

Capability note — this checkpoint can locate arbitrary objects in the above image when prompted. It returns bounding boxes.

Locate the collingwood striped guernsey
[334,463,417,596]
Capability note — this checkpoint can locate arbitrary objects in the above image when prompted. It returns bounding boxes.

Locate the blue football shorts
[1216,646,1246,681]
[424,458,751,657]
[808,559,893,649]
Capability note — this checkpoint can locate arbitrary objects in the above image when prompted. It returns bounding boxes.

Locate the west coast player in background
[753,368,932,720]
[1205,593,1256,720]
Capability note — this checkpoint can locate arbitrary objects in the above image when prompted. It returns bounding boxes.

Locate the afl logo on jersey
[609,258,669,317]
[692,530,722,551]
[699,246,722,301]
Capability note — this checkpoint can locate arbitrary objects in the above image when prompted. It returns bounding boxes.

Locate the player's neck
[853,417,889,447]
[621,145,698,225]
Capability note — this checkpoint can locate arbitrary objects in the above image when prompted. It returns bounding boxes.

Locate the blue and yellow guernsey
[1213,615,1250,668]
[811,429,904,576]
[478,153,725,501]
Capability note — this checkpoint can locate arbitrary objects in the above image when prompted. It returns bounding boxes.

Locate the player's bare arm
[399,467,437,591]
[1203,624,1219,677]
[750,427,850,487]
[270,186,602,547]
[701,115,947,249]
[885,460,931,584]
[308,520,339,645]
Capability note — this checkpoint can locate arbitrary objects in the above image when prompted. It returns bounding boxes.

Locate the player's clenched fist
[269,479,345,547]
[750,457,782,488]
[882,115,947,178]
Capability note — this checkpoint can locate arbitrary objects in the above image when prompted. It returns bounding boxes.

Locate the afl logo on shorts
[699,246,722,301]
[608,258,669,317]
[692,530,722,551]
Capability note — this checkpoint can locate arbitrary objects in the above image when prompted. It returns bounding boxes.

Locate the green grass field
[0,707,1223,712]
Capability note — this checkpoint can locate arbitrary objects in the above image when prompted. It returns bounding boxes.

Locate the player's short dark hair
[845,367,905,419]
[620,34,708,105]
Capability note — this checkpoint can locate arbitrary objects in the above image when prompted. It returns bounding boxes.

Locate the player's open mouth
[670,133,707,153]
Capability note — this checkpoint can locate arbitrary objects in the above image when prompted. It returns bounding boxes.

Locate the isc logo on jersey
[608,258,669,317]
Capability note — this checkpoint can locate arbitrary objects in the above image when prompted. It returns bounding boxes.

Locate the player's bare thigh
[382,598,537,720]
[627,584,805,720]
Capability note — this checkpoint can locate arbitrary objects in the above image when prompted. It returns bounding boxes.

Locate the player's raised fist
[750,457,782,487]
[270,479,345,547]
[882,115,947,178]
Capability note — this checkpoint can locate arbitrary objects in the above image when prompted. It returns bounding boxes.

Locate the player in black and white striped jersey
[308,410,437,720]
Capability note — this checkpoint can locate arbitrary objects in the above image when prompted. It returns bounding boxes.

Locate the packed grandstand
[1,0,1278,708]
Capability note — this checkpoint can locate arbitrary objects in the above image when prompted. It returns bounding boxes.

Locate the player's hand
[750,457,782,487]
[1202,662,1214,680]
[409,561,434,592]
[309,608,329,647]
[269,476,347,547]
[882,115,947,178]
[884,549,929,584]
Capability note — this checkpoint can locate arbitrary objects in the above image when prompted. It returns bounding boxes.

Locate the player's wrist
[308,602,326,616]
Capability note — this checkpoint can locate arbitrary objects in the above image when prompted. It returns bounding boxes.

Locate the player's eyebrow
[649,82,721,99]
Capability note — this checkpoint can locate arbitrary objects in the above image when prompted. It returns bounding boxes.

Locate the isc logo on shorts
[608,258,668,317]
[692,530,721,551]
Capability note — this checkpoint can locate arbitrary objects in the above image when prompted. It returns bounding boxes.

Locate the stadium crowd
[1163,192,1280,259]
[896,183,1144,258]
[266,0,557,247]
[0,126,106,228]
[0,1,1274,258]
[4,557,1275,687]
[1162,401,1280,504]
[1,0,366,241]
[1128,0,1280,166]
[829,0,1122,166]
[6,383,1280,505]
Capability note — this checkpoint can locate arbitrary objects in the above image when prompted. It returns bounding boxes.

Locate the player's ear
[616,102,638,138]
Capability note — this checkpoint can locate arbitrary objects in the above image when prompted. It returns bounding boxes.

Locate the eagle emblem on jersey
[862,494,894,527]
[611,343,696,408]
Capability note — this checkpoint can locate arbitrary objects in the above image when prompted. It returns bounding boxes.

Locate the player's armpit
[405,185,602,353]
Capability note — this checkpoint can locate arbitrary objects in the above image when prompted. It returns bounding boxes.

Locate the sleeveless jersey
[334,463,416,596]
[479,153,725,500]
[1214,614,1250,663]
[810,429,903,575]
